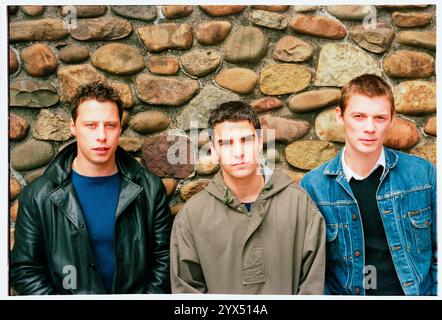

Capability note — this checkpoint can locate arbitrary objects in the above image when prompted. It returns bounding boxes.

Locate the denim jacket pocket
[408,207,432,254]
[326,224,340,262]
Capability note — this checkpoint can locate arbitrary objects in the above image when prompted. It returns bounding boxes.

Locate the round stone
[199,5,246,16]
[92,43,145,76]
[326,5,373,21]
[147,56,179,75]
[224,26,268,63]
[273,35,314,62]
[10,19,69,42]
[394,81,436,115]
[195,21,232,46]
[315,108,345,142]
[70,18,132,41]
[383,50,434,78]
[350,23,394,54]
[21,44,58,77]
[11,140,55,171]
[180,179,210,201]
[384,116,420,150]
[111,5,157,21]
[118,136,143,153]
[260,115,310,144]
[181,49,222,77]
[9,113,29,141]
[395,31,436,50]
[10,80,59,108]
[10,177,22,201]
[9,47,19,74]
[195,156,219,175]
[161,5,194,19]
[59,46,90,64]
[289,14,347,40]
[288,89,341,113]
[250,97,283,113]
[22,5,45,16]
[250,9,288,30]
[424,117,436,136]
[137,24,193,53]
[129,111,170,134]
[260,63,311,95]
[392,12,432,28]
[411,145,436,165]
[162,178,178,198]
[285,141,338,171]
[215,68,258,94]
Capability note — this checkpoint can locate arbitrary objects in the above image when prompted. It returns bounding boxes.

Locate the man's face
[70,99,122,169]
[210,120,262,180]
[336,94,394,156]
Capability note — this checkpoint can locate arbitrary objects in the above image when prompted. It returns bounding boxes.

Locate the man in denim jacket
[300,74,437,295]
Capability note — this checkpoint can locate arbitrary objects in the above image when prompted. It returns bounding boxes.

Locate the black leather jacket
[10,142,172,294]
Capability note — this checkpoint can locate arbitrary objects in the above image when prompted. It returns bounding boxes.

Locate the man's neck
[73,156,118,177]
[222,169,265,203]
[344,147,382,178]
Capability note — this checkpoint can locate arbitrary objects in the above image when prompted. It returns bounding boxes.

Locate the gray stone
[396,31,436,50]
[111,5,157,21]
[135,74,200,106]
[315,43,382,87]
[118,136,143,153]
[176,84,240,131]
[91,43,145,75]
[394,81,436,115]
[10,19,69,42]
[181,49,222,77]
[273,35,314,62]
[129,111,170,134]
[137,24,193,53]
[142,134,195,179]
[288,89,341,113]
[10,80,59,108]
[315,108,345,142]
[250,10,288,30]
[260,115,310,144]
[350,23,394,54]
[259,63,311,95]
[33,109,72,142]
[70,18,133,41]
[58,64,105,102]
[224,27,268,63]
[383,50,434,78]
[11,140,55,171]
[195,21,232,45]
[59,45,90,64]
[285,141,338,171]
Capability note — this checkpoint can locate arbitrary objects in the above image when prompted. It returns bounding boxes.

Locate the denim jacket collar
[323,147,399,177]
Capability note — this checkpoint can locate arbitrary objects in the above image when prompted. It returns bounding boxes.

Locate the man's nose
[364,118,375,133]
[97,123,106,141]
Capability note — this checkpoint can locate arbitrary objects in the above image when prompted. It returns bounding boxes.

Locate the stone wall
[8,5,436,250]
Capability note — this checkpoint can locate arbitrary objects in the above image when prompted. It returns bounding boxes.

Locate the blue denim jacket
[300,147,437,295]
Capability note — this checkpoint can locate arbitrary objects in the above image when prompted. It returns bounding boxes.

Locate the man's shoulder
[394,149,435,169]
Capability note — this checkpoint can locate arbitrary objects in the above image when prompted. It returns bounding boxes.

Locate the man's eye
[107,123,116,128]
[354,114,361,119]
[85,123,95,128]
[219,141,230,146]
[243,136,254,143]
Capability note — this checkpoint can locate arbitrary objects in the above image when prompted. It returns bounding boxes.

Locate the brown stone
[198,130,211,148]
[137,24,193,53]
[350,23,394,54]
[10,19,69,42]
[21,44,58,77]
[250,10,288,30]
[215,68,258,95]
[384,116,420,150]
[224,27,268,63]
[135,74,199,106]
[11,140,55,171]
[58,5,107,18]
[392,12,432,27]
[379,5,429,9]
[411,145,436,165]
[181,50,222,77]
[10,200,19,222]
[10,114,29,141]
[180,179,210,201]
[200,5,246,16]
[396,31,436,50]
[294,6,319,13]
[195,21,232,46]
[146,56,179,75]
[162,178,178,198]
[326,5,373,20]
[91,43,145,75]
[110,82,134,109]
[195,156,219,176]
[424,117,436,136]
[10,80,59,108]
[289,89,341,113]
[383,50,434,78]
[394,81,436,115]
[162,5,194,19]
[110,6,157,21]
[170,204,183,217]
[24,168,46,184]
[142,134,195,179]
[59,45,90,64]
[70,18,132,41]
[23,5,45,16]
[251,5,290,12]
[260,115,310,144]
[9,47,19,74]
[58,64,105,102]
[259,64,311,95]
[10,178,22,201]
[285,141,338,170]
[118,136,143,153]
[129,111,170,134]
[250,97,283,113]
[289,15,347,40]
[273,35,314,62]
[33,109,72,142]
[315,108,345,143]
[122,111,130,130]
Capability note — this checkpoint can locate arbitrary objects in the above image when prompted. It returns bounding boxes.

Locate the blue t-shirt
[71,170,120,293]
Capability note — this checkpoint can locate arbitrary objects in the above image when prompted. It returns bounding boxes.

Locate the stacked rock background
[9,5,436,252]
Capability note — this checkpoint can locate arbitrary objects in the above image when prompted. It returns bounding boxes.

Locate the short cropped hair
[207,101,261,132]
[70,82,123,122]
[340,74,394,114]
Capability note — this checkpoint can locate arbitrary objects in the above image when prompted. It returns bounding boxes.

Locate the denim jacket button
[355,250,361,257]
[352,214,357,221]
[354,287,360,294]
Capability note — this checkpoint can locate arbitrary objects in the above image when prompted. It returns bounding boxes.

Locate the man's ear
[335,106,344,126]
[70,119,77,136]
